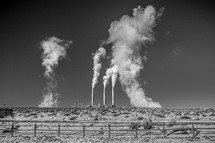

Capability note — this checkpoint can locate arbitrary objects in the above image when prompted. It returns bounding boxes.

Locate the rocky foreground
[0,107,215,143]
[9,106,215,122]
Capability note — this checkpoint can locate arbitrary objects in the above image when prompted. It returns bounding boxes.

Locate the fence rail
[1,120,215,139]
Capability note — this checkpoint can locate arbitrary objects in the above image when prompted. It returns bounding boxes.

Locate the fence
[0,120,215,139]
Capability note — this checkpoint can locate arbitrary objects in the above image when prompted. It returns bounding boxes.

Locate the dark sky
[1,0,215,108]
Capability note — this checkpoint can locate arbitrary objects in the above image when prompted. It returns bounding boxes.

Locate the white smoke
[103,65,118,92]
[110,65,118,90]
[39,36,72,107]
[103,68,111,89]
[91,47,106,105]
[92,47,106,89]
[107,6,163,107]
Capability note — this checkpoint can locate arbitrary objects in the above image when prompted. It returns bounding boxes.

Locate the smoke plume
[103,65,118,93]
[110,65,118,90]
[39,36,72,107]
[92,47,106,88]
[107,6,163,107]
[103,68,111,89]
[91,47,106,105]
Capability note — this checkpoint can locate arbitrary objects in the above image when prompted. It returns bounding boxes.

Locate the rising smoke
[110,65,118,92]
[91,47,106,106]
[103,68,112,90]
[103,65,119,89]
[39,36,72,107]
[106,6,163,107]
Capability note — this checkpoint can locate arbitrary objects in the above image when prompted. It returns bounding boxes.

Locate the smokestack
[111,84,115,106]
[39,36,72,108]
[103,84,106,106]
[91,89,94,107]
[106,6,163,107]
[91,47,106,106]
[111,65,118,106]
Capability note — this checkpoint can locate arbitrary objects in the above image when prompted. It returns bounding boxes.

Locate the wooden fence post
[135,123,138,138]
[108,124,111,139]
[192,123,194,138]
[83,124,85,138]
[58,124,61,136]
[163,123,165,138]
[11,123,14,137]
[34,124,37,137]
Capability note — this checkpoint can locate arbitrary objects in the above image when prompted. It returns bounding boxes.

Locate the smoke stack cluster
[39,36,72,108]
[91,5,163,108]
[91,47,106,106]
[102,65,118,106]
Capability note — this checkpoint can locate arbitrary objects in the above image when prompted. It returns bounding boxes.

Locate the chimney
[112,87,115,106]
[103,86,106,106]
[91,90,94,106]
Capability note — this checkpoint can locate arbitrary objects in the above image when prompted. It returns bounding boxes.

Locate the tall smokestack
[111,84,115,106]
[91,90,94,107]
[107,6,163,107]
[103,84,106,106]
[91,47,106,106]
[111,65,118,106]
[39,36,72,108]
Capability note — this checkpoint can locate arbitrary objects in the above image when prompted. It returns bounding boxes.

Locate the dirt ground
[1,135,215,143]
[0,107,215,142]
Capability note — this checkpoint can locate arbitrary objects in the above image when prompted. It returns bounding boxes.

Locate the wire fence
[1,120,215,139]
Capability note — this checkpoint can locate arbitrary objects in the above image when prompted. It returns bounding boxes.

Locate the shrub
[167,118,176,127]
[129,122,140,130]
[180,116,191,120]
[142,118,153,130]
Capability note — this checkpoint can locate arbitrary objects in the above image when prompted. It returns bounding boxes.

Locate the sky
[0,0,215,108]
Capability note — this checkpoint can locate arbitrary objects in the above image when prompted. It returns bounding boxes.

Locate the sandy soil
[9,107,215,122]
[0,107,215,142]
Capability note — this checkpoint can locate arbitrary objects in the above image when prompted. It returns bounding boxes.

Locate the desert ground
[1,106,215,143]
